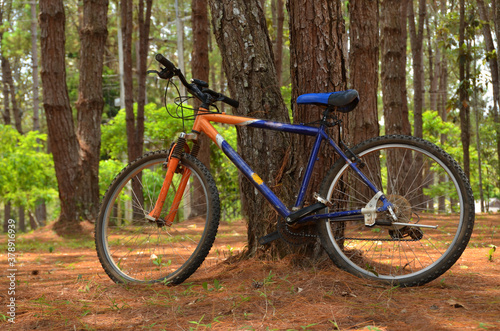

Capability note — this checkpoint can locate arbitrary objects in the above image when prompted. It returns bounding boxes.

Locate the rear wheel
[317,135,474,287]
[95,151,220,285]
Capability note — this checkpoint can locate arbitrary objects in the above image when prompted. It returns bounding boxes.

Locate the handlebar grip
[155,54,176,72]
[221,95,239,108]
[202,88,239,108]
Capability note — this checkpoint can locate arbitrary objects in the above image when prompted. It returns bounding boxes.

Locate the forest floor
[0,214,499,330]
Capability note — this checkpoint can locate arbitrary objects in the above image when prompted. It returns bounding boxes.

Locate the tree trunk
[32,0,47,225]
[122,0,136,161]
[381,0,411,136]
[209,0,291,256]
[427,15,438,112]
[3,202,11,233]
[31,0,40,132]
[175,0,186,96]
[191,0,212,217]
[437,0,448,211]
[137,0,152,159]
[75,0,109,220]
[459,0,470,179]
[478,0,500,182]
[381,0,412,196]
[348,0,379,146]
[408,0,426,139]
[274,0,284,87]
[288,0,348,207]
[191,0,211,169]
[40,0,83,229]
[39,0,108,232]
[1,56,11,125]
[1,57,22,134]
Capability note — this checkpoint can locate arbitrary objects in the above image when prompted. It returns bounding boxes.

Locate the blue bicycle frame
[189,112,394,225]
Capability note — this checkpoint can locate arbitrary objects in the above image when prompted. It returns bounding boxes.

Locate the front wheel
[317,135,474,287]
[95,151,220,285]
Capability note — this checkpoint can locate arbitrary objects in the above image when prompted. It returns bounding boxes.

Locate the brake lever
[147,68,174,80]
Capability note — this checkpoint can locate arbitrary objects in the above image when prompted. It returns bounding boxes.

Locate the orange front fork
[147,136,192,226]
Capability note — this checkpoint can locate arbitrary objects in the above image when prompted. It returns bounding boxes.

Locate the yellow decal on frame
[251,173,263,185]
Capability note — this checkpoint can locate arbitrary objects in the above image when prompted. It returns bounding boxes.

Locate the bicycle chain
[338,237,419,242]
[277,218,317,246]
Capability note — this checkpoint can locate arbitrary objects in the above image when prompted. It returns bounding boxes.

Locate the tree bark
[459,0,470,179]
[39,0,108,231]
[3,203,11,233]
[137,0,152,159]
[121,0,136,162]
[209,0,291,256]
[1,57,22,134]
[31,0,40,132]
[191,0,211,217]
[191,0,211,169]
[478,0,500,182]
[408,0,426,139]
[348,0,379,146]
[427,15,438,112]
[381,0,411,136]
[381,0,412,196]
[75,0,109,220]
[274,0,284,87]
[40,0,83,228]
[437,0,448,211]
[1,57,11,125]
[288,0,348,207]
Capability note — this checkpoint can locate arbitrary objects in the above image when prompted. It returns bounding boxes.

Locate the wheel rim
[100,157,210,283]
[325,143,465,281]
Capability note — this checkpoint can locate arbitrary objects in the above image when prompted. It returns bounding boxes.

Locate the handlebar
[154,53,239,109]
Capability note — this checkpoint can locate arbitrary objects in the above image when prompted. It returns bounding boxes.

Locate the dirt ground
[1,214,499,330]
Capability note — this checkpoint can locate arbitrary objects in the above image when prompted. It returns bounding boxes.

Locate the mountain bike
[95,54,475,287]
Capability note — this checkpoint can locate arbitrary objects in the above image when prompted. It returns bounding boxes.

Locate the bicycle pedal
[258,231,281,245]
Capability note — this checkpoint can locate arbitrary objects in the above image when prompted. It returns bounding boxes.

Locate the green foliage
[210,123,241,220]
[98,159,126,196]
[0,125,57,210]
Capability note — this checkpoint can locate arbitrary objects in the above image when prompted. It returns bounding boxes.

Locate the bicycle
[95,54,475,287]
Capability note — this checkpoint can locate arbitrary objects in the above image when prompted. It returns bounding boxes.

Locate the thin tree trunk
[175,0,186,96]
[31,0,40,132]
[1,58,22,134]
[427,15,437,112]
[209,0,291,256]
[4,202,11,233]
[137,0,152,158]
[408,0,426,139]
[191,0,211,217]
[274,0,284,87]
[1,57,11,125]
[437,0,448,211]
[479,0,500,182]
[459,0,470,179]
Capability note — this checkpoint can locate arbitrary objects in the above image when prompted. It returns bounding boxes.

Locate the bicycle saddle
[296,89,359,113]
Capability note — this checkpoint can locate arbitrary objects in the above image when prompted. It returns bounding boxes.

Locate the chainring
[277,218,317,246]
